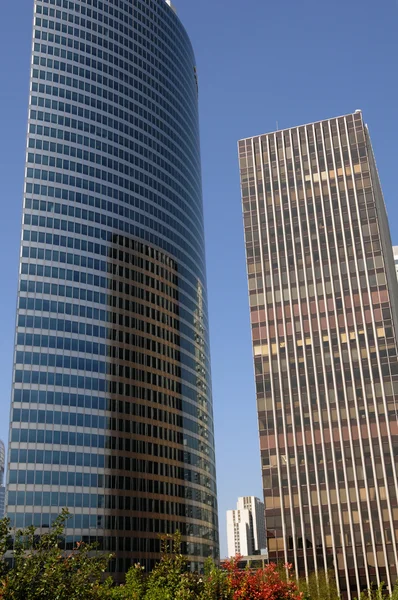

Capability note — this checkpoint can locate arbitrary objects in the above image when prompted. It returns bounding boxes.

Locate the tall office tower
[394,247,398,281]
[7,0,218,576]
[0,440,5,518]
[226,496,266,558]
[238,111,398,598]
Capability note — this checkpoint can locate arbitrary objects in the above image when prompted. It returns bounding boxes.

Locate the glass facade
[7,0,218,577]
[239,112,398,598]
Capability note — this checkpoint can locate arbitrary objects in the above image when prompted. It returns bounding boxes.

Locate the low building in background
[226,496,267,558]
[220,552,269,571]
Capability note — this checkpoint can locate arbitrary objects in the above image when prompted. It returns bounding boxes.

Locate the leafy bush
[356,582,398,600]
[2,512,396,600]
[297,570,340,600]
[0,509,111,600]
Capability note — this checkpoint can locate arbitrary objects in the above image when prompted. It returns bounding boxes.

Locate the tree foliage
[0,513,304,600]
[297,570,340,600]
[1,513,398,600]
[356,582,398,600]
[0,509,112,600]
[221,555,302,600]
[109,546,303,600]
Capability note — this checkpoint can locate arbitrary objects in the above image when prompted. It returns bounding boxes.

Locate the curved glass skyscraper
[7,0,218,575]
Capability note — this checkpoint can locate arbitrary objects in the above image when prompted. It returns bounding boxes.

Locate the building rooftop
[238,110,363,143]
[165,0,177,13]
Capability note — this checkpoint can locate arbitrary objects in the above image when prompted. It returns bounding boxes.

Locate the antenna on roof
[276,121,279,131]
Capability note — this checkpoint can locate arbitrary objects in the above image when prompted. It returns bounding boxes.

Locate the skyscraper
[7,0,218,576]
[226,496,266,558]
[238,111,398,598]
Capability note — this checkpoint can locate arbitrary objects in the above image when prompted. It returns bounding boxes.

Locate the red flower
[222,556,303,600]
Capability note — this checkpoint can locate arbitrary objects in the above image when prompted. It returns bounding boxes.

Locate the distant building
[394,246,398,280]
[220,553,269,571]
[0,440,5,519]
[227,496,266,557]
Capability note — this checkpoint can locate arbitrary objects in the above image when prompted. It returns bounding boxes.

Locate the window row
[12,404,213,459]
[16,332,185,372]
[17,332,106,356]
[33,16,195,128]
[21,248,179,313]
[25,159,200,251]
[11,427,105,449]
[32,6,191,95]
[17,315,186,357]
[38,0,134,19]
[10,447,104,468]
[14,385,185,410]
[104,438,215,488]
[31,49,195,139]
[9,468,216,504]
[32,34,192,110]
[37,1,134,25]
[9,511,100,530]
[19,291,180,332]
[14,385,211,427]
[14,387,107,410]
[34,1,192,96]
[18,313,105,338]
[21,278,108,306]
[33,0,194,93]
[26,120,193,204]
[38,0,189,47]
[101,467,216,497]
[15,350,182,388]
[13,389,211,445]
[14,343,203,410]
[24,184,201,271]
[29,72,195,176]
[8,513,217,558]
[23,184,203,281]
[13,385,215,474]
[9,468,101,488]
[16,346,181,378]
[12,442,212,484]
[14,369,107,392]
[28,93,199,200]
[102,496,213,524]
[23,214,179,283]
[27,96,201,231]
[20,234,192,309]
[8,490,103,508]
[13,407,106,429]
[8,488,213,525]
[19,292,106,320]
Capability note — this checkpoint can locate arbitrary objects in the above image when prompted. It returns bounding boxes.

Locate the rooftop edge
[238,109,363,144]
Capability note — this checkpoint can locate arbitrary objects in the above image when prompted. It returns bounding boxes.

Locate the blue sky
[0,0,397,558]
